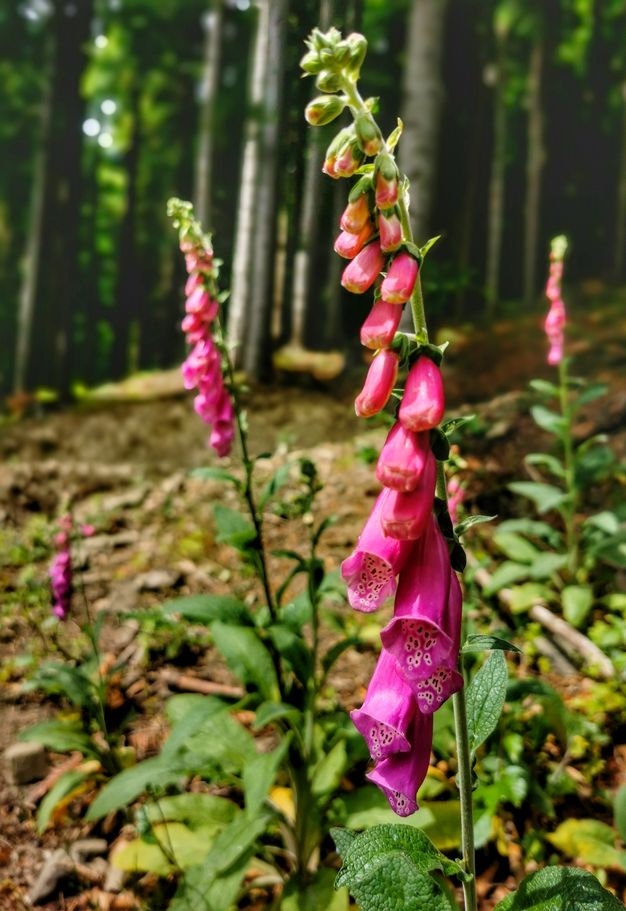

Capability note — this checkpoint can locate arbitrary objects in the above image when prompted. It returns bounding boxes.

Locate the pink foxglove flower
[380,252,419,304]
[398,356,445,431]
[375,154,399,209]
[360,299,403,350]
[367,710,433,817]
[341,241,385,294]
[378,210,402,253]
[209,390,236,457]
[376,424,430,492]
[334,222,373,259]
[351,649,415,761]
[354,349,399,417]
[341,492,413,612]
[544,237,568,366]
[340,194,371,234]
[413,570,464,714]
[379,452,436,540]
[380,517,456,687]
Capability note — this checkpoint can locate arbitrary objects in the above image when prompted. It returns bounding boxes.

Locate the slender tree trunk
[194,0,224,229]
[485,37,507,317]
[398,0,449,245]
[613,82,626,281]
[29,0,93,395]
[227,0,270,366]
[244,0,287,378]
[523,39,544,309]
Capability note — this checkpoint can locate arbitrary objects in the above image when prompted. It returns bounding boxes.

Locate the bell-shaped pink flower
[380,252,419,304]
[351,649,415,761]
[341,492,413,612]
[378,210,402,253]
[360,299,403,350]
[355,349,399,418]
[335,141,364,179]
[413,569,464,714]
[380,517,455,686]
[367,710,433,817]
[181,339,218,390]
[334,222,373,260]
[398,356,445,432]
[341,241,385,294]
[376,424,430,492]
[209,390,235,457]
[547,342,563,366]
[340,194,371,234]
[375,172,399,210]
[379,452,436,539]
[185,272,204,296]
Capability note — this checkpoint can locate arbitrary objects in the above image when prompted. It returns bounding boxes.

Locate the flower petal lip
[351,649,415,761]
[366,710,433,817]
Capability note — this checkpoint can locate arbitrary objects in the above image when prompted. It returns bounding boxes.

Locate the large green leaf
[508,482,568,515]
[162,696,231,757]
[561,585,594,627]
[161,594,252,626]
[483,561,531,596]
[243,738,290,816]
[493,532,541,564]
[86,756,184,821]
[19,718,97,757]
[462,635,522,655]
[530,405,566,436]
[37,769,92,833]
[494,866,626,910]
[143,793,239,832]
[113,822,221,874]
[311,740,349,797]
[211,622,279,701]
[547,819,626,871]
[465,652,508,755]
[281,868,349,911]
[213,504,257,550]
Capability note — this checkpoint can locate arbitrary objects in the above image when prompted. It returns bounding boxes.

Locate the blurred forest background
[1,0,625,399]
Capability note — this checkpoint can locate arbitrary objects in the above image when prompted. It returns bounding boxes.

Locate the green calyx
[301,28,368,84]
[354,113,383,156]
[305,94,346,126]
[347,174,373,203]
[374,151,399,183]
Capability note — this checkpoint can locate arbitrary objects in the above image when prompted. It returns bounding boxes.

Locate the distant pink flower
[351,649,414,761]
[377,424,430,492]
[49,527,73,621]
[209,390,236,457]
[355,349,399,418]
[379,453,436,540]
[360,299,403,350]
[367,710,433,817]
[380,252,419,304]
[340,194,371,234]
[80,524,96,538]
[378,211,402,253]
[398,356,445,431]
[544,241,567,366]
[341,241,385,294]
[341,492,413,612]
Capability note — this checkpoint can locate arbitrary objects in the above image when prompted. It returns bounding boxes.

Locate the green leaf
[547,819,626,871]
[259,463,291,509]
[528,553,568,580]
[454,514,496,537]
[143,793,239,832]
[23,662,96,708]
[37,769,91,833]
[463,635,522,654]
[497,519,563,547]
[162,696,231,758]
[161,594,252,626]
[529,379,559,398]
[173,707,256,774]
[267,623,312,679]
[114,822,221,874]
[483,561,531,596]
[493,531,541,564]
[562,585,594,627]
[494,866,626,910]
[614,785,626,843]
[525,453,566,480]
[531,405,566,436]
[87,757,184,821]
[465,652,508,754]
[311,740,349,797]
[508,481,568,514]
[506,582,553,614]
[331,826,358,859]
[19,719,97,757]
[253,702,301,731]
[243,738,290,816]
[190,466,240,488]
[213,504,257,550]
[575,382,608,408]
[211,622,279,701]
[281,867,349,911]
[169,843,254,911]
[441,414,476,436]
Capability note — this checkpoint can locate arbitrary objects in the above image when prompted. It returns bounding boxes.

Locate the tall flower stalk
[302,28,477,909]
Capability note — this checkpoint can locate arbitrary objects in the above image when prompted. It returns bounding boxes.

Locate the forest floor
[0,288,625,910]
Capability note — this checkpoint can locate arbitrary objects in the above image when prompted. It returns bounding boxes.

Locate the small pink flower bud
[360,299,403,350]
[341,241,385,294]
[378,210,402,253]
[334,139,365,178]
[354,349,399,418]
[380,252,419,304]
[340,194,371,234]
[379,453,436,540]
[185,272,204,296]
[305,94,345,126]
[376,424,430,492]
[398,357,445,432]
[375,153,399,208]
[334,221,373,259]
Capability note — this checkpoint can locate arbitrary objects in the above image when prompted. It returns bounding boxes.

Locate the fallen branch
[157,668,244,698]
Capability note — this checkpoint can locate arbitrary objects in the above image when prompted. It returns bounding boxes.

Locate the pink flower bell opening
[340,194,371,234]
[355,349,399,418]
[341,492,413,612]
[378,210,402,253]
[351,649,415,761]
[379,452,436,540]
[380,252,419,304]
[376,424,430,492]
[413,570,464,714]
[360,299,403,350]
[380,517,455,687]
[367,710,433,817]
[398,356,445,431]
[334,222,374,260]
[341,241,385,295]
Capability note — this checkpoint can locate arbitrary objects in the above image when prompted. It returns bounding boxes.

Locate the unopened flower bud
[305,94,345,126]
[381,251,419,304]
[340,193,371,234]
[323,126,354,179]
[379,453,436,539]
[398,356,445,431]
[360,299,403,349]
[334,221,374,259]
[316,68,342,93]
[377,424,430,492]
[355,113,383,156]
[300,50,323,75]
[378,210,402,253]
[375,152,399,208]
[335,138,365,178]
[341,240,385,293]
[355,349,399,418]
[346,32,368,76]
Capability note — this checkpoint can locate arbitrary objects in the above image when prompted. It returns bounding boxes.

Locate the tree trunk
[613,82,626,281]
[194,0,224,229]
[244,0,287,378]
[226,0,270,366]
[29,0,93,395]
[485,37,507,317]
[398,0,449,245]
[523,40,544,309]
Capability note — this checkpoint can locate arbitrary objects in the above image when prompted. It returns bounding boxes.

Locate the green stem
[558,356,578,577]
[452,684,478,911]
